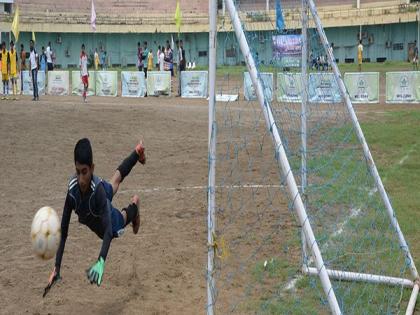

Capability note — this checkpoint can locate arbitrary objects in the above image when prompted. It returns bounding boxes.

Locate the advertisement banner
[309,73,342,103]
[386,72,420,103]
[344,72,379,104]
[47,71,70,96]
[22,70,46,96]
[72,71,96,96]
[181,71,208,98]
[121,71,146,97]
[96,71,118,97]
[244,72,273,101]
[277,72,302,103]
[272,35,302,67]
[147,71,171,96]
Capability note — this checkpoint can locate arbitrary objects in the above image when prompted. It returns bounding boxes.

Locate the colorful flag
[174,0,182,34]
[11,6,19,42]
[32,31,36,43]
[91,0,97,32]
[276,0,285,31]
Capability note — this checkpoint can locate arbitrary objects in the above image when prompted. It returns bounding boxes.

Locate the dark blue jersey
[55,174,113,271]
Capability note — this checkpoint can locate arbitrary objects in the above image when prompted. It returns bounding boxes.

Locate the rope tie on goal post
[208,231,229,261]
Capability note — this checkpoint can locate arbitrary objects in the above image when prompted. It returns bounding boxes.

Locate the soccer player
[1,41,10,99]
[79,44,89,103]
[46,138,146,288]
[29,39,39,101]
[9,41,19,100]
[143,41,149,78]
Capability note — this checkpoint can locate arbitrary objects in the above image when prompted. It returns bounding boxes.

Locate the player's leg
[120,195,140,234]
[109,141,146,196]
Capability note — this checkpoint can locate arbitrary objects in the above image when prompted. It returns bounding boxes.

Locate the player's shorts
[102,180,125,238]
[2,73,8,81]
[82,75,89,86]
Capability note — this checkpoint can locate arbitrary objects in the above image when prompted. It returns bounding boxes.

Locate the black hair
[137,42,140,46]
[20,44,24,49]
[74,138,93,166]
[10,41,14,46]
[81,44,85,49]
[144,41,147,45]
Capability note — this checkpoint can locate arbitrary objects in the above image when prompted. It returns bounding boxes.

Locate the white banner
[22,70,46,96]
[121,71,146,97]
[277,72,302,103]
[344,72,379,104]
[47,71,70,96]
[244,72,273,101]
[96,71,118,97]
[147,71,171,96]
[71,71,96,96]
[309,73,342,103]
[181,71,208,98]
[386,72,420,103]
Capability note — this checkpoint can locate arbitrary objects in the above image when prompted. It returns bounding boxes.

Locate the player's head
[20,44,24,50]
[1,41,5,50]
[137,42,140,47]
[30,39,34,49]
[180,40,183,47]
[81,44,85,53]
[74,138,94,193]
[10,41,14,49]
[144,41,147,47]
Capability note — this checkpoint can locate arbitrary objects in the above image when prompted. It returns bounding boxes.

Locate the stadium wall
[2,22,417,68]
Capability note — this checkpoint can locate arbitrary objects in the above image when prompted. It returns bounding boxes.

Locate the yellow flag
[32,31,36,43]
[174,0,182,34]
[11,6,19,42]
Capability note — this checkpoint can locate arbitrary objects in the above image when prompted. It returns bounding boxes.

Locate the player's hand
[86,257,105,286]
[136,141,146,165]
[43,267,61,297]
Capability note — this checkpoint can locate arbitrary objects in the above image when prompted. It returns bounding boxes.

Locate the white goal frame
[206,0,419,314]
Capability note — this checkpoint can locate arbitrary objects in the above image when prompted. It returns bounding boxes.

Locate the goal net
[207,0,419,314]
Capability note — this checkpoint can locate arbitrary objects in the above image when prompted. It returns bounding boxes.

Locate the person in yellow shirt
[1,41,10,99]
[357,40,363,72]
[9,41,19,100]
[147,49,153,74]
[94,48,99,71]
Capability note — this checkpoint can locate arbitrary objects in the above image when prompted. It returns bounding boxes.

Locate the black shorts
[47,63,53,71]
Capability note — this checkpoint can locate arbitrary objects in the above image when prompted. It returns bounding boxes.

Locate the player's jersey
[9,49,17,76]
[1,50,9,75]
[55,174,113,271]
[80,53,88,76]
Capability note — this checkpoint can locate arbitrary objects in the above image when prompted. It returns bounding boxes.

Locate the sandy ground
[0,92,419,314]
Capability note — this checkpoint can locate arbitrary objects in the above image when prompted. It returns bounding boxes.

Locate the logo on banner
[356,78,368,101]
[397,75,412,100]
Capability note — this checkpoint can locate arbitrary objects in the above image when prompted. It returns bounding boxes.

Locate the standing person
[40,46,47,72]
[412,40,418,71]
[79,44,89,103]
[176,40,184,96]
[44,138,146,290]
[147,48,153,75]
[137,42,143,72]
[94,48,100,71]
[29,39,39,101]
[46,42,53,71]
[159,45,165,71]
[20,44,26,95]
[9,41,19,100]
[156,46,161,70]
[100,48,107,70]
[357,40,363,72]
[165,42,173,77]
[143,41,149,78]
[1,41,10,99]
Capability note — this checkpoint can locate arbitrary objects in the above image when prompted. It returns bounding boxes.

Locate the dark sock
[123,203,138,226]
[117,150,139,182]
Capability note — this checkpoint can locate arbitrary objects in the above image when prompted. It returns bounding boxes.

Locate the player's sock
[117,150,139,182]
[122,203,138,225]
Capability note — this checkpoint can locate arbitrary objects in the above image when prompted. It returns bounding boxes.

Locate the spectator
[147,48,153,75]
[156,46,161,70]
[29,39,39,101]
[413,40,418,71]
[159,46,165,71]
[20,44,26,94]
[40,46,47,72]
[165,42,174,76]
[357,40,363,72]
[143,41,149,78]
[100,48,107,70]
[94,48,99,71]
[46,41,53,71]
[137,42,143,72]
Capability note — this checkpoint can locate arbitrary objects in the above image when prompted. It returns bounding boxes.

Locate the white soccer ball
[30,206,61,260]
